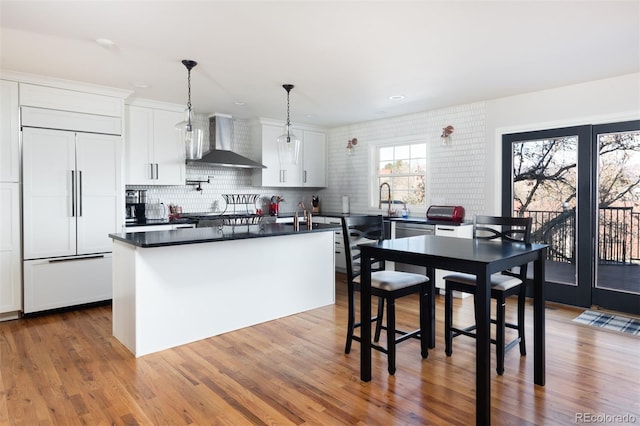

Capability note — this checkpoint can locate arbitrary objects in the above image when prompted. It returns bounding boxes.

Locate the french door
[502,121,640,314]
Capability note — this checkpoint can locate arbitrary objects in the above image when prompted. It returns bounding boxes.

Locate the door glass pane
[512,136,578,286]
[596,130,640,294]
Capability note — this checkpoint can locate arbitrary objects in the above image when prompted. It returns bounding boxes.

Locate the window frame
[369,135,428,213]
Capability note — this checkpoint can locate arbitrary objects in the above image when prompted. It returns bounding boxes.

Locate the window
[373,141,427,210]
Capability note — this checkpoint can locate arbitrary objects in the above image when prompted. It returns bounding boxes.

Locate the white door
[152,108,185,185]
[76,133,122,254]
[23,127,76,259]
[0,182,21,312]
[125,105,154,185]
[259,124,285,186]
[1,80,20,183]
[302,130,327,187]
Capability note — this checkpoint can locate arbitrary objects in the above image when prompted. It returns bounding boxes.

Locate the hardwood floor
[1,273,639,425]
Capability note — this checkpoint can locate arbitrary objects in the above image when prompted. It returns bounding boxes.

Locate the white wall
[319,73,640,219]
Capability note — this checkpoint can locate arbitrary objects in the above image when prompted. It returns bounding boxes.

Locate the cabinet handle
[303,170,307,183]
[78,170,83,217]
[155,163,159,180]
[437,227,455,232]
[280,169,286,183]
[149,163,154,180]
[70,170,76,217]
[48,254,105,263]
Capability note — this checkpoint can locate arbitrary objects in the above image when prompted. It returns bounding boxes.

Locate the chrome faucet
[379,182,392,217]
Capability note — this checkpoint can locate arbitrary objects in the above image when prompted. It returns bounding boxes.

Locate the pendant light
[276,84,301,166]
[176,59,204,160]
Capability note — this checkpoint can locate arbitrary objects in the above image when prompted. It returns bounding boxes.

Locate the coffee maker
[125,190,147,224]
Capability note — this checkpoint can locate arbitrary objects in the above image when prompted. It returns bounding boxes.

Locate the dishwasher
[394,222,435,274]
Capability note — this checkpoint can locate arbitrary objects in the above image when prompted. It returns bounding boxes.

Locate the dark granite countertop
[110,222,340,248]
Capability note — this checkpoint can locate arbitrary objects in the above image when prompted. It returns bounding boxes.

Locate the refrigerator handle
[78,170,83,217]
[71,170,76,217]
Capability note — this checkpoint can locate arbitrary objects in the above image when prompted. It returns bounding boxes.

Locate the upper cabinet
[20,83,124,117]
[251,119,327,188]
[301,130,327,187]
[125,103,185,186]
[1,80,20,182]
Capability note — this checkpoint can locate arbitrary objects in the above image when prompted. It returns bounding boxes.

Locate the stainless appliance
[186,115,266,169]
[125,190,147,223]
[394,222,435,274]
[126,189,146,204]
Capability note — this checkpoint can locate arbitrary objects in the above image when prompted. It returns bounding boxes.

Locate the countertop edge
[110,223,340,248]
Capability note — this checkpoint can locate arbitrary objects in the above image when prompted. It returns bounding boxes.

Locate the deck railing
[519,208,639,264]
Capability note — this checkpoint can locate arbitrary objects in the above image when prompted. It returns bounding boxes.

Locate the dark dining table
[358,234,548,425]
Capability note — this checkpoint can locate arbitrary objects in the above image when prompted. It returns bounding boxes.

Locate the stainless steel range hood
[187,114,265,169]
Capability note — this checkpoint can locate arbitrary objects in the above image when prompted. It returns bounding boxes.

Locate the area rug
[573,310,640,336]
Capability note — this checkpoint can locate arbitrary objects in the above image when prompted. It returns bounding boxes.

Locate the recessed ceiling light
[133,82,150,89]
[234,101,246,106]
[95,38,116,48]
[389,95,405,101]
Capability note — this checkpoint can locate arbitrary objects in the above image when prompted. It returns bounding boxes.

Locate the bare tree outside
[378,144,426,208]
[512,131,640,266]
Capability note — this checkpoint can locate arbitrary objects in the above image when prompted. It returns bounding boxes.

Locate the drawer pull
[437,227,455,232]
[49,255,105,263]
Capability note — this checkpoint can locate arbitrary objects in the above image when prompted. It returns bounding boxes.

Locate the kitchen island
[109,222,339,357]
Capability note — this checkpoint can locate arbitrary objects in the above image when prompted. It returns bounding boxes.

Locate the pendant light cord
[186,68,192,130]
[182,59,198,131]
[283,84,294,142]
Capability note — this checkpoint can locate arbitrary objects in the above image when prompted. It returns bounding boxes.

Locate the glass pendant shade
[177,110,204,160]
[277,124,301,165]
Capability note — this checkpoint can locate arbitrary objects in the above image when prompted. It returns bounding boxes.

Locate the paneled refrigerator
[22,123,122,313]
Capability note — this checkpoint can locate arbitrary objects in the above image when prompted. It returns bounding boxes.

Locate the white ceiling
[1,1,639,128]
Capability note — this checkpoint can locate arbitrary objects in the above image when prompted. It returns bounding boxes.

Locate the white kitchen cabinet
[435,223,473,296]
[434,223,473,239]
[252,122,301,187]
[19,83,123,117]
[301,130,327,187]
[23,254,112,314]
[251,120,326,188]
[125,104,185,185]
[317,216,346,272]
[22,127,122,259]
[0,182,21,317]
[1,80,20,182]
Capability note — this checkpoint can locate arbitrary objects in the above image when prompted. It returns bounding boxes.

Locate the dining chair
[342,215,429,375]
[443,215,532,375]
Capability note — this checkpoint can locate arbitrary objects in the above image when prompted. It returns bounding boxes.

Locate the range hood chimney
[187,114,265,169]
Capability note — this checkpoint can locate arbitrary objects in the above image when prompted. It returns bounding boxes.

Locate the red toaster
[426,205,465,223]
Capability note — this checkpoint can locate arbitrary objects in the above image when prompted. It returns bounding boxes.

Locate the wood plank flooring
[1,273,639,425]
